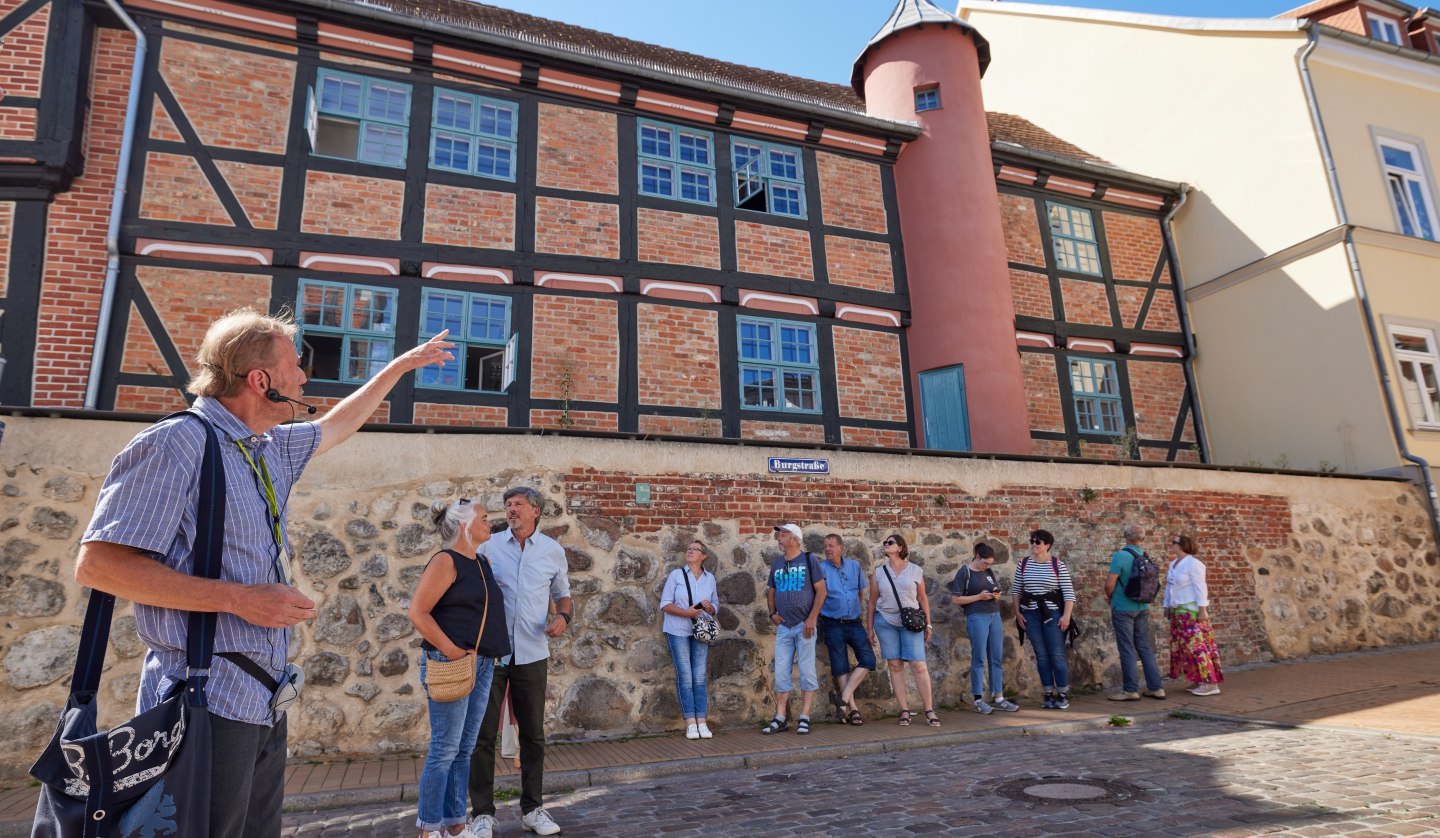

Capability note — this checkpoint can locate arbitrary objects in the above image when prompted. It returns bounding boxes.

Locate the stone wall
[0,416,1436,779]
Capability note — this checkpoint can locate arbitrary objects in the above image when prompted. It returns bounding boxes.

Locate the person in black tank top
[407,499,509,838]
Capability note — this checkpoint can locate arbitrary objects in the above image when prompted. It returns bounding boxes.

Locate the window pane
[435,94,473,131]
[419,362,461,389]
[361,124,406,166]
[1408,180,1436,240]
[475,142,513,179]
[433,133,471,172]
[680,170,712,203]
[640,124,672,158]
[1049,205,1073,238]
[319,75,362,116]
[424,293,464,336]
[742,367,776,408]
[1383,145,1417,172]
[302,285,345,328]
[346,337,392,380]
[740,322,772,360]
[1075,241,1101,274]
[783,371,817,411]
[780,326,813,365]
[1389,176,1417,237]
[366,82,409,123]
[640,162,673,196]
[769,149,799,180]
[478,103,513,139]
[679,133,710,165]
[1394,331,1433,354]
[1099,400,1123,433]
[350,288,394,332]
[771,185,802,217]
[469,298,507,343]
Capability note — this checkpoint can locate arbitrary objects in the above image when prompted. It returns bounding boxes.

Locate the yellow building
[957,0,1440,502]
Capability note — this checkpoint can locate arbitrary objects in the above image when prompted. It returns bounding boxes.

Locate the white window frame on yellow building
[1386,320,1440,431]
[1372,131,1439,242]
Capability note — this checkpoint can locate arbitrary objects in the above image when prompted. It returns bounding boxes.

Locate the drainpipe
[1159,185,1210,461]
[1298,25,1440,549]
[84,0,147,410]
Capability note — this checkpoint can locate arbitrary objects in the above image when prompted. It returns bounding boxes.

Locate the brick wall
[132,266,273,374]
[1058,278,1112,327]
[139,152,232,225]
[1,0,48,99]
[412,403,508,427]
[1142,287,1182,332]
[1128,360,1195,443]
[535,104,617,194]
[735,221,813,280]
[1115,285,1146,330]
[998,193,1044,267]
[149,100,182,142]
[636,304,719,408]
[824,236,894,293]
[533,197,619,258]
[636,208,719,269]
[1032,439,1070,457]
[301,172,404,239]
[1102,211,1164,282]
[638,415,721,437]
[833,326,904,421]
[530,295,618,402]
[1010,268,1053,320]
[34,30,132,406]
[289,394,390,423]
[816,152,887,234]
[841,427,910,448]
[531,409,617,431]
[1021,352,1065,433]
[740,420,826,443]
[159,37,293,154]
[0,107,36,140]
[423,185,515,249]
[214,162,283,230]
[119,306,167,375]
[113,384,189,414]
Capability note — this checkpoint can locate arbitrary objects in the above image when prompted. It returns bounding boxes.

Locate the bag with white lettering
[30,411,222,837]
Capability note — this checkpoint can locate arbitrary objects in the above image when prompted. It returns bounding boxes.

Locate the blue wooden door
[919,365,971,451]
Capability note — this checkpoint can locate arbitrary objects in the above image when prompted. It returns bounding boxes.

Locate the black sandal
[796,717,811,735]
[925,709,941,727]
[847,709,864,726]
[829,690,847,721]
[760,717,788,735]
[897,710,912,726]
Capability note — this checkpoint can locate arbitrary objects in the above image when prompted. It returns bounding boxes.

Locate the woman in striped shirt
[1009,529,1076,709]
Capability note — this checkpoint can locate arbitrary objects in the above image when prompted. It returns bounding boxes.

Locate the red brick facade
[740,420,826,443]
[531,295,618,402]
[302,172,404,239]
[735,221,813,280]
[998,192,1045,266]
[158,37,293,154]
[423,185,516,249]
[139,152,232,225]
[1058,277,1111,326]
[128,266,273,376]
[533,197,620,259]
[817,152,888,234]
[2,0,48,99]
[1020,352,1065,433]
[215,162,284,230]
[1009,268,1053,320]
[636,304,720,408]
[531,409,618,431]
[412,403,509,427]
[636,208,720,269]
[833,326,904,421]
[824,236,894,293]
[536,103,618,194]
[841,427,911,448]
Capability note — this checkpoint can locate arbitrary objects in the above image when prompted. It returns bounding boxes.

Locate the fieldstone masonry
[0,417,1435,779]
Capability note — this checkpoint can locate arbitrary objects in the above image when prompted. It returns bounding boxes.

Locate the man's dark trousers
[469,659,547,816]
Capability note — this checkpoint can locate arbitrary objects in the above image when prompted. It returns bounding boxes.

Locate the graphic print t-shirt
[769,552,822,628]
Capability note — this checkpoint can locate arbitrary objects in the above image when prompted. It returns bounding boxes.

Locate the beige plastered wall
[1187,243,1396,471]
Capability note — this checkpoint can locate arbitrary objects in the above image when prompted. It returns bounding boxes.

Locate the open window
[308,69,411,167]
[418,289,514,392]
[732,140,805,218]
[297,280,397,383]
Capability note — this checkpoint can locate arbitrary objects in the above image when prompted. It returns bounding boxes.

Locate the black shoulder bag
[882,565,927,633]
[31,411,224,837]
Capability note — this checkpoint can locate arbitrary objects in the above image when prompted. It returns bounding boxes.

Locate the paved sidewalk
[3,642,1437,833]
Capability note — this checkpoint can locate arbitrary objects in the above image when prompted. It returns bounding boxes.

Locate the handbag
[30,410,224,837]
[423,551,492,703]
[681,569,718,644]
[882,564,928,633]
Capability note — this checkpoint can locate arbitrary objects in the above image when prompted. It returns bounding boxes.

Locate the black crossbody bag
[30,411,224,837]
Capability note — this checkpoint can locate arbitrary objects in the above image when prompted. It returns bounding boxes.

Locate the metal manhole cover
[995,776,1141,805]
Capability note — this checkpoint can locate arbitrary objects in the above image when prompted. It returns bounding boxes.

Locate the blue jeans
[966,611,1004,698]
[773,623,819,693]
[665,632,709,719]
[1022,608,1069,691]
[417,651,495,832]
[820,618,876,675]
[1111,608,1162,693]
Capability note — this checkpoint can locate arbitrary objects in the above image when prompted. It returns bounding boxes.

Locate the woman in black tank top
[407,498,507,838]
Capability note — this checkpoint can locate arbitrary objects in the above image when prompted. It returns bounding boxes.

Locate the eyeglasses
[458,498,470,505]
[882,539,896,546]
[685,546,703,553]
[1170,540,1181,546]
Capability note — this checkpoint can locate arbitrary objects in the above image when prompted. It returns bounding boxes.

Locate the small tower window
[1366,12,1403,45]
[915,86,941,112]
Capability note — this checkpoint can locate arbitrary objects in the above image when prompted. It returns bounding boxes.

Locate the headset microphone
[265,388,318,414]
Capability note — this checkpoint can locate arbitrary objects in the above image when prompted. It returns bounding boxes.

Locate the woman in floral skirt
[1163,534,1224,695]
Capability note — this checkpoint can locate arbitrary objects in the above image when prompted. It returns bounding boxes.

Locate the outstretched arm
[314,331,456,456]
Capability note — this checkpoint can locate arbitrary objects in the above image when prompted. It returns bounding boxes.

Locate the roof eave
[990,141,1186,198]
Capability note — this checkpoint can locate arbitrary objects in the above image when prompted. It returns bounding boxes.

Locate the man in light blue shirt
[819,533,874,725]
[468,486,570,838]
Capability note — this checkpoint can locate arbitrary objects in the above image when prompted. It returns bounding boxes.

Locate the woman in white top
[659,541,720,739]
[1163,534,1224,695]
[866,534,938,727]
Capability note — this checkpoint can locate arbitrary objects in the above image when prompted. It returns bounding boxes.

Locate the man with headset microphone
[76,306,454,838]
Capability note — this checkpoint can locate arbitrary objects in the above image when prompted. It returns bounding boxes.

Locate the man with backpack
[760,524,828,735]
[1104,524,1166,701]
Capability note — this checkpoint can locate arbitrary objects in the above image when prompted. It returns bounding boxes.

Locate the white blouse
[1163,554,1209,608]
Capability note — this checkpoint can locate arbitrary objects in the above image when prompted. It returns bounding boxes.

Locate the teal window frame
[732,138,806,218]
[737,315,820,413]
[915,86,941,112]
[429,89,517,181]
[313,69,411,167]
[417,288,512,392]
[1047,202,1102,275]
[637,118,716,205]
[1069,357,1123,435]
[297,279,397,384]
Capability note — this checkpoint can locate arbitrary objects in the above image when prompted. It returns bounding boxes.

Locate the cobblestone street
[283,718,1440,836]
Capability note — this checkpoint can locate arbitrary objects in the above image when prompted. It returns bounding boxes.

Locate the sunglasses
[883,539,897,546]
[1029,538,1046,545]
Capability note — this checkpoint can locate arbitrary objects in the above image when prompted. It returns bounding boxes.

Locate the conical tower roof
[851,0,991,97]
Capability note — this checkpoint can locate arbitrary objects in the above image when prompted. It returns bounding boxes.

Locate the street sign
[768,457,829,474]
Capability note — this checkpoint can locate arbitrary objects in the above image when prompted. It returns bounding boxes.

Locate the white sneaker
[697,722,713,739]
[522,807,562,835]
[685,722,700,740]
[469,814,496,838]
[1188,684,1221,696]
[422,831,445,838]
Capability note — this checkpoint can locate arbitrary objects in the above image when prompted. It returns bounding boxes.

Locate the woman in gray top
[866,534,938,727]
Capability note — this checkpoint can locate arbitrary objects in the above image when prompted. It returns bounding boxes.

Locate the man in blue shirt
[819,533,874,725]
[1105,523,1166,702]
[77,308,455,838]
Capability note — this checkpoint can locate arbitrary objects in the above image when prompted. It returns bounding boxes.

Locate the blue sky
[483,1,1297,84]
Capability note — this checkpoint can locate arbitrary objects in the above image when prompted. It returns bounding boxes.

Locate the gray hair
[430,499,478,549]
[1123,524,1145,542]
[503,486,544,512]
[188,307,297,398]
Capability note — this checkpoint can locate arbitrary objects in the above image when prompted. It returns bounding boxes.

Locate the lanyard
[235,440,283,553]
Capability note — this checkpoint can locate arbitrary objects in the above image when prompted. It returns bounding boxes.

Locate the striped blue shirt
[82,397,320,725]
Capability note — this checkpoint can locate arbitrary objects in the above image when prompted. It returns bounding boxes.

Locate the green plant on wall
[1114,426,1140,460]
[558,358,576,429]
